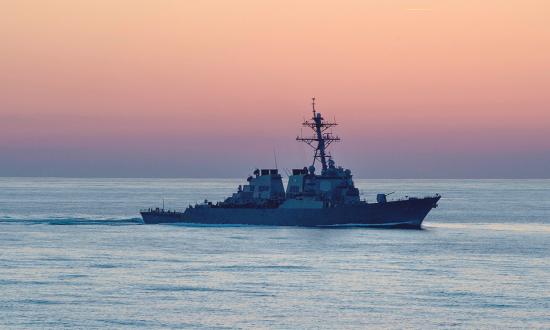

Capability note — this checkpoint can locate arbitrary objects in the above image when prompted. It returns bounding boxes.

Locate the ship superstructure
[141,99,440,228]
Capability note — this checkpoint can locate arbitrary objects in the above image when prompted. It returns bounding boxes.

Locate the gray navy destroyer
[141,98,440,228]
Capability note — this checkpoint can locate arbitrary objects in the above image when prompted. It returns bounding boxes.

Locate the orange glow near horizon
[1,1,549,177]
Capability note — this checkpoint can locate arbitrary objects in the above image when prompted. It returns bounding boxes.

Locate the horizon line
[1,176,549,180]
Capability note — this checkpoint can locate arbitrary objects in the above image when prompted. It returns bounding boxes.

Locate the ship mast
[296,97,340,173]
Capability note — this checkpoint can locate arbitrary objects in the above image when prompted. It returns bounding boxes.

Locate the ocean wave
[0,216,143,226]
[425,221,550,233]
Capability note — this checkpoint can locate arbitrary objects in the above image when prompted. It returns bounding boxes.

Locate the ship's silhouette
[141,98,440,228]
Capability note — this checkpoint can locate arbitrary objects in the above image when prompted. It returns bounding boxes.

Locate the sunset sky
[1,1,549,178]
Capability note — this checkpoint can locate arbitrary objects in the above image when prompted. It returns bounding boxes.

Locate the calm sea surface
[0,178,549,329]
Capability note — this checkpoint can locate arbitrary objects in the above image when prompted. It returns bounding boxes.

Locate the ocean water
[0,178,549,329]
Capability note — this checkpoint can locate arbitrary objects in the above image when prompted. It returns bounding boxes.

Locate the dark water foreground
[0,178,549,329]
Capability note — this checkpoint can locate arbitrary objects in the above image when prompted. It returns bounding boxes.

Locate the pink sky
[1,1,549,177]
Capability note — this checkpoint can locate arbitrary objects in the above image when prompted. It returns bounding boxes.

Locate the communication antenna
[162,198,165,210]
[273,148,279,170]
[296,97,340,172]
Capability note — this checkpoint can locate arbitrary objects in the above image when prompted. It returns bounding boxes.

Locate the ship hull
[141,196,440,229]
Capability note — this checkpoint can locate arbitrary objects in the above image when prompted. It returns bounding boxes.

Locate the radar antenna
[296,97,340,173]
